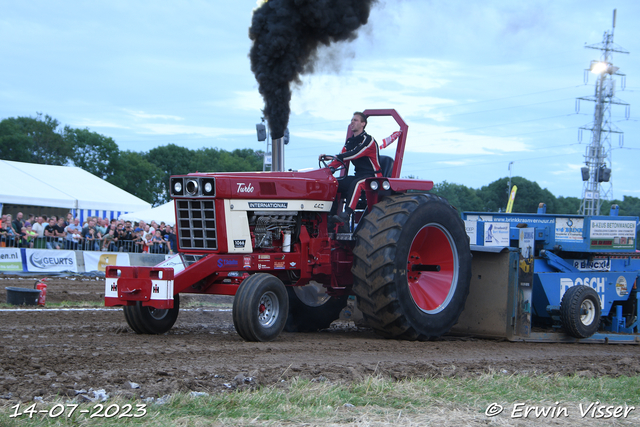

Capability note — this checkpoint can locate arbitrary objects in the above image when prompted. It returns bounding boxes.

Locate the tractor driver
[319,112,382,229]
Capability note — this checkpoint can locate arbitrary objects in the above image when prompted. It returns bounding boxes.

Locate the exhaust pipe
[272,136,285,172]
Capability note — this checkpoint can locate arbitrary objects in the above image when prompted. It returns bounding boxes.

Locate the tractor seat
[351,156,395,213]
[379,155,394,178]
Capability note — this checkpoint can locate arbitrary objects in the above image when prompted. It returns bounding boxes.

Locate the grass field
[1,374,639,426]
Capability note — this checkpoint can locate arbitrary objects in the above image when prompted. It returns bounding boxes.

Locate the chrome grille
[176,200,217,250]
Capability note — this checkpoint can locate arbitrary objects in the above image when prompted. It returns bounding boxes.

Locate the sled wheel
[123,294,180,334]
[352,193,471,340]
[284,282,348,332]
[233,273,289,342]
[560,285,601,338]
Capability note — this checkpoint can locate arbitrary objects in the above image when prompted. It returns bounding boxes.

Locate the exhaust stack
[272,136,285,172]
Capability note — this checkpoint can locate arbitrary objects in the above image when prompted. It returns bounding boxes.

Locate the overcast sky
[2,0,639,201]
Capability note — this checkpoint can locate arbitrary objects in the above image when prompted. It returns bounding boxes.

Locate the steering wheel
[318,155,346,174]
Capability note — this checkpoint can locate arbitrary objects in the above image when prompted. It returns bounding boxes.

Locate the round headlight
[204,182,213,194]
[369,180,379,191]
[186,179,199,195]
[173,181,182,193]
[382,180,391,191]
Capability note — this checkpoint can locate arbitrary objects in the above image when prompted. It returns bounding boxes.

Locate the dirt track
[1,276,639,403]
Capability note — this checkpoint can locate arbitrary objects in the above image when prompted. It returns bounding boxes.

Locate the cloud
[74,120,131,130]
[135,123,255,137]
[549,163,584,175]
[288,57,530,155]
[124,110,184,121]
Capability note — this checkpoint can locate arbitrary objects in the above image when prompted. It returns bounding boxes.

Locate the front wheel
[352,193,471,340]
[123,294,180,334]
[560,285,601,338]
[233,273,289,342]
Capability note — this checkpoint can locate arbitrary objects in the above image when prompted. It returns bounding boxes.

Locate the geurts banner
[25,249,78,273]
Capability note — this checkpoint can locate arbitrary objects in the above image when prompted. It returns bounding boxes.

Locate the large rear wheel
[352,193,471,340]
[284,281,348,332]
[233,273,289,342]
[123,294,180,334]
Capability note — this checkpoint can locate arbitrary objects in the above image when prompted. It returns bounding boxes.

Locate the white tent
[1,159,151,221]
[119,201,176,226]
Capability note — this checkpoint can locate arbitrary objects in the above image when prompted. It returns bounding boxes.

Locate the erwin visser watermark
[485,402,635,419]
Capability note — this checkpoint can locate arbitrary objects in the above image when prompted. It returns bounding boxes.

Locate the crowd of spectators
[0,212,177,254]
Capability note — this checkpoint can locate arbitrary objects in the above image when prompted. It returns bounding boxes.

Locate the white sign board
[555,217,584,241]
[83,252,131,273]
[484,222,510,247]
[0,248,23,271]
[25,249,78,273]
[464,220,477,245]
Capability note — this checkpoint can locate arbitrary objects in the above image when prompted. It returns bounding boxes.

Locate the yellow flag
[506,185,518,213]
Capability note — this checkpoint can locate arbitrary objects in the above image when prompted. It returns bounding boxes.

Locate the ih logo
[110,283,117,292]
[560,277,605,308]
[152,284,160,294]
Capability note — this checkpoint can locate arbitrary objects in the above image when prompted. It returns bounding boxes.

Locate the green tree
[0,119,34,162]
[429,181,484,213]
[108,150,165,205]
[476,177,558,213]
[0,113,71,164]
[64,126,120,179]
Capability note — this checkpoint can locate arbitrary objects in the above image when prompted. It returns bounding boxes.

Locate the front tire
[233,273,289,342]
[123,294,180,334]
[284,282,348,332]
[352,193,471,340]
[560,285,601,338]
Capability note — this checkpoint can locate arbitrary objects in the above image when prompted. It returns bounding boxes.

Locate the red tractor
[105,109,472,341]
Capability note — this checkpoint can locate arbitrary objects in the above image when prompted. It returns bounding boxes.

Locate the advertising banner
[589,220,636,250]
[83,252,131,273]
[25,249,78,273]
[464,220,477,245]
[0,248,23,272]
[484,222,510,247]
[555,217,584,242]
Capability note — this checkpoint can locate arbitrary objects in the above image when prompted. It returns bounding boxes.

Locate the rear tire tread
[352,193,471,340]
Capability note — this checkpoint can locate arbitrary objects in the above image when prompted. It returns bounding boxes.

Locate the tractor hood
[170,168,338,201]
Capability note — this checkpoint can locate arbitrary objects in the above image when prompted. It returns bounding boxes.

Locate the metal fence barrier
[0,236,172,254]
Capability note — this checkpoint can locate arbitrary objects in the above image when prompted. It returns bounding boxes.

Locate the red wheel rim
[406,224,458,314]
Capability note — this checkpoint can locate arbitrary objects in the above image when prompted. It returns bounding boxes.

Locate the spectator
[165,225,177,254]
[11,212,27,244]
[102,229,118,252]
[150,230,169,254]
[44,218,62,249]
[149,220,158,236]
[132,228,145,253]
[25,214,35,228]
[12,212,24,234]
[65,218,82,250]
[65,212,74,227]
[114,223,125,251]
[142,232,153,253]
[93,217,104,236]
[1,216,18,247]
[120,222,134,252]
[23,226,37,248]
[81,219,101,251]
[31,216,47,248]
[55,217,67,247]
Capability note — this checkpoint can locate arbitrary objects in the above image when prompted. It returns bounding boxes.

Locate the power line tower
[576,9,630,216]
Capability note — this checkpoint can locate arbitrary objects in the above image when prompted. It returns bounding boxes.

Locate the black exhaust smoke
[249,0,377,139]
